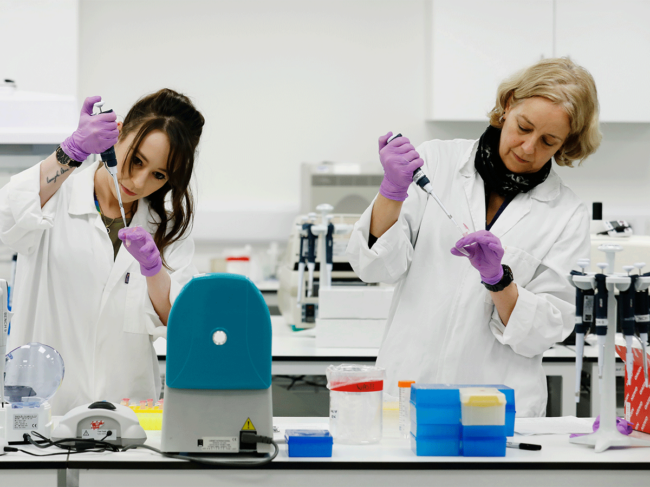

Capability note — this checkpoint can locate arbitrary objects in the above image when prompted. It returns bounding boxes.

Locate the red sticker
[330,380,384,392]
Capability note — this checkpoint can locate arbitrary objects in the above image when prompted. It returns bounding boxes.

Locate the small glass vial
[398,381,416,439]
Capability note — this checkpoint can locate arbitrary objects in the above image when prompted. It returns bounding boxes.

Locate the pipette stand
[569,245,650,452]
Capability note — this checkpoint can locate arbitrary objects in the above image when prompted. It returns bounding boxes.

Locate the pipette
[634,262,649,386]
[572,258,591,403]
[594,264,609,381]
[93,101,128,228]
[621,266,636,386]
[296,217,309,305]
[386,133,469,256]
[306,212,318,298]
[324,217,334,289]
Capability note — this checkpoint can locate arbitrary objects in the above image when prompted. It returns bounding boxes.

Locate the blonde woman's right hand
[377,132,423,202]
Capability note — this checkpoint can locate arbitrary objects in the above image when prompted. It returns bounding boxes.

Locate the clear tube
[398,382,415,439]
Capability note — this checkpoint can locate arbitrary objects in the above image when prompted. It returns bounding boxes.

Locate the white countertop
[37,417,650,467]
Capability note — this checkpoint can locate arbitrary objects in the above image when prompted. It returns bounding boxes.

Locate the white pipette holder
[568,245,650,452]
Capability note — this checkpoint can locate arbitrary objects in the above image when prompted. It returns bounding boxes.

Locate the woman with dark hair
[0,89,205,414]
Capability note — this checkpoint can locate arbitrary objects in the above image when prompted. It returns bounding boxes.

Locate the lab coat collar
[458,139,561,202]
[68,160,102,216]
[459,140,562,238]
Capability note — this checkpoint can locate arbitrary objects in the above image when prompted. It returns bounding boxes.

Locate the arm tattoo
[46,166,71,185]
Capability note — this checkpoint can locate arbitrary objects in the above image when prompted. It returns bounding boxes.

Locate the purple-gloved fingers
[378,132,424,202]
[60,96,119,162]
[450,230,505,285]
[118,226,163,277]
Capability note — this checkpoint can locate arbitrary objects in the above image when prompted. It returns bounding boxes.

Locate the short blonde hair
[488,57,602,167]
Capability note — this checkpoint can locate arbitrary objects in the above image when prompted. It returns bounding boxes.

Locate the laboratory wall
[78,0,430,212]
[0,0,79,96]
[0,0,648,277]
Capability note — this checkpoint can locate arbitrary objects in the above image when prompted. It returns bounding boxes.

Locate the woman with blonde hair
[347,58,601,416]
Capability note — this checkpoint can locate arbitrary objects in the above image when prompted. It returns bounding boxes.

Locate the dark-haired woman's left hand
[118,226,162,277]
[450,230,504,285]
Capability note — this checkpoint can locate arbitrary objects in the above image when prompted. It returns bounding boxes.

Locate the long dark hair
[120,89,204,268]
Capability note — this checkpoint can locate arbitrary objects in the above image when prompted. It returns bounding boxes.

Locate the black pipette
[387,133,467,237]
[93,101,127,228]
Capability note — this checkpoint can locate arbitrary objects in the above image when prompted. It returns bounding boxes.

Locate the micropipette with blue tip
[386,133,470,256]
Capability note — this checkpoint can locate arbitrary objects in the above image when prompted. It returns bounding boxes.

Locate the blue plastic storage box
[410,422,460,438]
[410,432,460,456]
[285,430,333,458]
[461,425,506,457]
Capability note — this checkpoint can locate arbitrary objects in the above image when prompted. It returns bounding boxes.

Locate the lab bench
[2,417,649,487]
[155,316,607,418]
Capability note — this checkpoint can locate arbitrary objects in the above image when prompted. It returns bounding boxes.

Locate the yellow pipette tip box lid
[459,387,506,426]
[459,387,506,407]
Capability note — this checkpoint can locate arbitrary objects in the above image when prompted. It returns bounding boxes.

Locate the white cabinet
[428,0,554,121]
[429,0,650,122]
[0,0,79,97]
[555,0,650,122]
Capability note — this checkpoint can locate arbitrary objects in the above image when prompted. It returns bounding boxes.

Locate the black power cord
[122,432,279,466]
[9,430,279,466]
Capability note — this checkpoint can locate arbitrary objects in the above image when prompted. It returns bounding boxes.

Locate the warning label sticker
[81,429,117,440]
[200,437,239,453]
[13,414,38,430]
[241,418,256,431]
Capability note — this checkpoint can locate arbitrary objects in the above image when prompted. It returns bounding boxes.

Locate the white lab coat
[346,138,589,417]
[0,160,197,415]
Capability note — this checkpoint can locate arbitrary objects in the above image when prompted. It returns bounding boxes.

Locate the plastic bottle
[398,380,416,439]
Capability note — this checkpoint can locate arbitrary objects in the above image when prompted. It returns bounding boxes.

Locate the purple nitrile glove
[60,96,119,162]
[450,230,505,285]
[118,226,163,277]
[377,132,424,202]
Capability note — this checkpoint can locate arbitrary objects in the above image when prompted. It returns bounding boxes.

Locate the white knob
[597,262,608,273]
[212,330,227,346]
[623,265,635,275]
[635,262,646,273]
[316,204,334,224]
[577,260,589,272]
[308,212,317,221]
[93,100,105,113]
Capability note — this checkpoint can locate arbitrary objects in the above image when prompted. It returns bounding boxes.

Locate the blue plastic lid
[411,384,516,412]
[285,429,333,444]
[411,384,461,406]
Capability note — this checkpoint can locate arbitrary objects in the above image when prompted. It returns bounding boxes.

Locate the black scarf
[474,125,552,198]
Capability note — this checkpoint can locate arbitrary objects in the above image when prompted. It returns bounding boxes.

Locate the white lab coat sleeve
[346,179,428,285]
[489,204,590,357]
[141,234,199,340]
[0,161,58,255]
